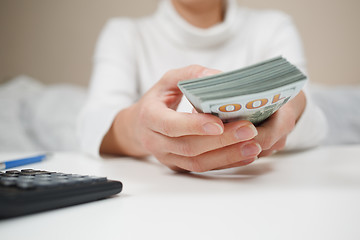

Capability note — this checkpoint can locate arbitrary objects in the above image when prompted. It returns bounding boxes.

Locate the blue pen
[0,154,49,170]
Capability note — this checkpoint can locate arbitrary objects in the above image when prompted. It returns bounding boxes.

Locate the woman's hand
[101,64,306,172]
[101,65,261,172]
[255,91,306,157]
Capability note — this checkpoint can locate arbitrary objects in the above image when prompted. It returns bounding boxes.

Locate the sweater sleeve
[77,19,138,157]
[255,11,328,150]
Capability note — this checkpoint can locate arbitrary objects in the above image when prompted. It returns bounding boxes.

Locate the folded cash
[178,56,307,125]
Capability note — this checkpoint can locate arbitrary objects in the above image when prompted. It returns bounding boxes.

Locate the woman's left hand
[255,91,306,157]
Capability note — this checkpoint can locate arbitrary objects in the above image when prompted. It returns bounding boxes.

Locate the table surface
[1,145,360,240]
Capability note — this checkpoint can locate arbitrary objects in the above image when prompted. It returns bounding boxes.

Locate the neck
[171,0,225,28]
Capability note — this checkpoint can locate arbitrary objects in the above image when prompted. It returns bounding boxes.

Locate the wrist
[116,104,150,157]
[100,104,149,157]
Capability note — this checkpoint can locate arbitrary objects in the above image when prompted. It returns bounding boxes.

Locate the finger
[212,158,256,170]
[258,149,274,158]
[145,104,224,137]
[142,66,223,137]
[258,136,287,157]
[168,157,256,172]
[159,140,262,173]
[167,165,190,173]
[272,136,287,151]
[255,108,295,150]
[156,120,258,157]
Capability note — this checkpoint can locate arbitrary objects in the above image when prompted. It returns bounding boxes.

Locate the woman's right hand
[100,65,261,172]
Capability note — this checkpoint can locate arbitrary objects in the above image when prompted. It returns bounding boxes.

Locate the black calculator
[0,169,123,219]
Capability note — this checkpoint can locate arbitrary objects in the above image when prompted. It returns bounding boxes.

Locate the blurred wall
[0,0,359,86]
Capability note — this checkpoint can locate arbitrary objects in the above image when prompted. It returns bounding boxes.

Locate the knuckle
[160,118,174,137]
[223,148,236,165]
[217,135,227,148]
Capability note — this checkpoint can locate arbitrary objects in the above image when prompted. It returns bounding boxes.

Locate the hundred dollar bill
[178,56,307,125]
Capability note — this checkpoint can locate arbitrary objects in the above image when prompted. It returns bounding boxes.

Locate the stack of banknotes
[178,56,307,125]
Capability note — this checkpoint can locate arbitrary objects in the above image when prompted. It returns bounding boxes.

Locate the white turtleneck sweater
[78,0,327,157]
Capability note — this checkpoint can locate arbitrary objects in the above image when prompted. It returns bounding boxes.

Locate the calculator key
[54,178,72,185]
[6,170,20,174]
[18,175,35,180]
[35,175,52,180]
[17,179,35,189]
[21,169,37,173]
[34,179,56,187]
[0,177,18,186]
[50,173,68,177]
[3,173,19,177]
[37,171,52,175]
[52,175,69,180]
[19,172,36,176]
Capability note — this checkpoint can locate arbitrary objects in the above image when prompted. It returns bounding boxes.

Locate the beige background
[0,0,359,86]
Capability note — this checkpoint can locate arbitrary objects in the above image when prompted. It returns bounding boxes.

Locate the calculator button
[19,172,35,176]
[52,175,69,180]
[50,173,67,177]
[18,175,35,180]
[21,169,37,173]
[6,170,20,174]
[34,179,56,187]
[0,177,18,186]
[37,171,52,175]
[3,173,19,177]
[17,179,35,189]
[32,171,47,175]
[54,178,72,185]
[35,175,52,180]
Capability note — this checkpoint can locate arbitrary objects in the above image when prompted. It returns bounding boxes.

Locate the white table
[1,145,360,240]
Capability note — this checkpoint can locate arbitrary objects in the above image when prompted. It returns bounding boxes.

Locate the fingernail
[241,142,262,157]
[235,125,258,140]
[202,123,223,135]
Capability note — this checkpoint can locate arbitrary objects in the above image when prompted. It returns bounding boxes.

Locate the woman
[78,0,327,172]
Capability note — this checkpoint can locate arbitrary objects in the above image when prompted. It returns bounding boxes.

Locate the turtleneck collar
[154,0,239,48]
